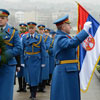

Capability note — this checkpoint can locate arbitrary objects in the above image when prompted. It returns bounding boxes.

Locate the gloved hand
[21,64,25,67]
[83,21,92,33]
[16,67,20,72]
[41,64,45,67]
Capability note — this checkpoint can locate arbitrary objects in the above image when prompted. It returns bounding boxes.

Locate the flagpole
[75,1,80,71]
[75,1,79,5]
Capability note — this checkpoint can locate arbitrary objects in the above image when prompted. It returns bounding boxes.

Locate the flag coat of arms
[77,3,100,93]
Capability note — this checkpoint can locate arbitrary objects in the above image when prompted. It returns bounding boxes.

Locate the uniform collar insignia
[66,35,71,39]
[5,24,10,35]
[7,28,10,33]
[5,28,10,35]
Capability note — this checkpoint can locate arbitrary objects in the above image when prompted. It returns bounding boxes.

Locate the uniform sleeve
[41,37,46,65]
[15,55,21,67]
[48,40,54,55]
[20,36,25,64]
[5,30,22,61]
[45,36,51,50]
[58,29,89,49]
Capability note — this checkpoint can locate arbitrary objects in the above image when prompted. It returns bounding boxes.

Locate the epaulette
[35,34,38,39]
[26,34,30,39]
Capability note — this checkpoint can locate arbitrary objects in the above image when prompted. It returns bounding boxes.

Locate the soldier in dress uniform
[16,23,27,92]
[38,27,51,92]
[50,14,92,100]
[37,24,46,92]
[0,9,22,100]
[22,22,46,100]
[47,30,56,86]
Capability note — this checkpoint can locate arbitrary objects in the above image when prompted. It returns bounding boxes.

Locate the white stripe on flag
[80,26,100,91]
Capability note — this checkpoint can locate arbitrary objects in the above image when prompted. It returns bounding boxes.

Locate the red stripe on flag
[77,4,89,32]
[77,3,89,71]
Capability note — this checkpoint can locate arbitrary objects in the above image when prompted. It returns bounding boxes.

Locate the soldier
[50,15,92,100]
[0,9,21,100]
[38,28,51,92]
[37,24,46,92]
[16,23,27,92]
[22,22,46,100]
[47,30,56,86]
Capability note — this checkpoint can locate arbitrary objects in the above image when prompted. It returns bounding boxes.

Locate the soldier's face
[23,29,26,32]
[20,28,23,32]
[20,28,26,33]
[62,23,72,34]
[28,27,36,34]
[22,29,26,32]
[0,17,8,27]
[39,29,44,34]
[45,32,50,36]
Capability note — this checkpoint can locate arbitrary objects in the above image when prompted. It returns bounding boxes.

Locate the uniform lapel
[28,32,38,44]
[2,24,11,40]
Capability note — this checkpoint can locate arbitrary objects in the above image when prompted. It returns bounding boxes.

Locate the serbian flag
[77,3,100,93]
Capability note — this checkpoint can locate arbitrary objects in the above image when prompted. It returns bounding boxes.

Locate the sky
[0,0,98,10]
[0,0,99,11]
[1,0,100,6]
[0,0,98,12]
[3,0,99,3]
[1,0,100,29]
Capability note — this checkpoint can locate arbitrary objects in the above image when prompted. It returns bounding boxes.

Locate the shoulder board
[35,34,38,39]
[26,34,30,39]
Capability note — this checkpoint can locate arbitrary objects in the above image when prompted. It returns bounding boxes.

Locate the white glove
[83,21,92,33]
[41,64,45,67]
[21,64,25,67]
[16,67,20,72]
